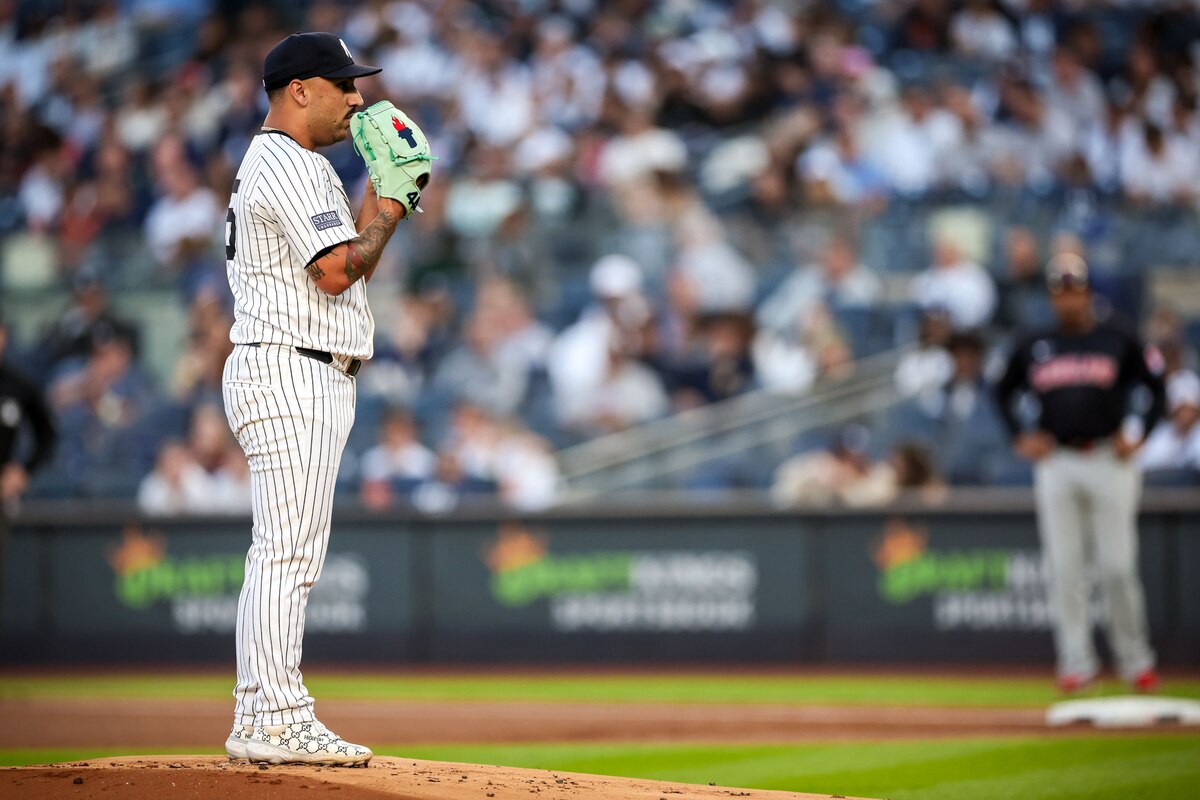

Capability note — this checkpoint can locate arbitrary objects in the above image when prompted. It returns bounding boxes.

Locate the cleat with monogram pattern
[225,725,254,759]
[245,720,372,766]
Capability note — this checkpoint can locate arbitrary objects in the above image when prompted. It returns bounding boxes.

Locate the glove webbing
[354,112,436,167]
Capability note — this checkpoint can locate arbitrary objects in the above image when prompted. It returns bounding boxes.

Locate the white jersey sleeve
[259,146,358,268]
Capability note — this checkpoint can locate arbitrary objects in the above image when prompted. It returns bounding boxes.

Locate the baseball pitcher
[220,31,431,765]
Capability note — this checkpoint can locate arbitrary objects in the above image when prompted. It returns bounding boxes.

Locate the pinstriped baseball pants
[222,344,355,727]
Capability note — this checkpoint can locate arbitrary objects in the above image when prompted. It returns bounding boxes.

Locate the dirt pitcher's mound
[2,756,876,800]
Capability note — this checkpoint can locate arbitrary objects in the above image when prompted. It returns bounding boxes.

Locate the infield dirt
[0,696,1061,748]
[2,756,877,800]
[1,691,1188,800]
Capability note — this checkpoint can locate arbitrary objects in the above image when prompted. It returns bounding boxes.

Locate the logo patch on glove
[392,116,418,149]
[310,211,342,231]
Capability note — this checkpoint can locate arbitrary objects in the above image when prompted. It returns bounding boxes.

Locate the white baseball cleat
[245,720,372,766]
[225,725,254,759]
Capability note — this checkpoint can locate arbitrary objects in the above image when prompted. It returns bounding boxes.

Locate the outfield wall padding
[2,492,1197,664]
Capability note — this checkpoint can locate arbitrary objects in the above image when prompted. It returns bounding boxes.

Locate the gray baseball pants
[1033,443,1155,680]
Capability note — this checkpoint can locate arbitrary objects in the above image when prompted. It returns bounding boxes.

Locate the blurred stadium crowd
[1,0,1199,512]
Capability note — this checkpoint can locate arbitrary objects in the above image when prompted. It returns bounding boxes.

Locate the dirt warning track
[0,696,1056,749]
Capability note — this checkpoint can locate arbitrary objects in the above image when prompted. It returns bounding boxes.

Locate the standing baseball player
[221,32,431,765]
[994,253,1165,694]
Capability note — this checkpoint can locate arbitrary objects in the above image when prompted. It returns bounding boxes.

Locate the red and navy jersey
[994,315,1167,445]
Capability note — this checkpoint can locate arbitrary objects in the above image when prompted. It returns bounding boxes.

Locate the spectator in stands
[137,440,211,516]
[950,0,1016,64]
[861,83,952,197]
[359,408,436,511]
[89,133,141,234]
[1142,305,1193,367]
[416,400,560,510]
[443,145,523,241]
[754,303,854,396]
[143,153,222,269]
[548,254,654,425]
[114,78,168,154]
[438,403,502,485]
[1139,370,1200,475]
[1167,95,1200,150]
[1081,96,1129,194]
[187,403,240,486]
[895,310,955,398]
[666,312,756,409]
[430,300,531,418]
[938,82,991,194]
[994,226,1053,332]
[1045,44,1106,136]
[561,326,670,436]
[772,426,949,508]
[771,424,892,508]
[987,73,1077,190]
[455,28,535,148]
[672,207,757,315]
[363,311,426,410]
[1119,40,1176,126]
[49,332,150,432]
[797,117,889,210]
[155,402,251,515]
[1119,120,1198,208]
[407,403,503,512]
[410,449,499,514]
[889,441,948,505]
[910,231,996,331]
[492,425,562,511]
[170,285,233,406]
[931,331,1010,483]
[475,277,553,379]
[757,232,883,337]
[16,128,68,234]
[40,270,139,368]
[892,0,952,56]
[598,102,688,192]
[213,448,252,512]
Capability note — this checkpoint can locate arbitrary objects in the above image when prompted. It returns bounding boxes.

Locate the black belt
[244,343,362,377]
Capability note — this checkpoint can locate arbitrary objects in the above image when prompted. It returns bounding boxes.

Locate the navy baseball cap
[263,32,381,91]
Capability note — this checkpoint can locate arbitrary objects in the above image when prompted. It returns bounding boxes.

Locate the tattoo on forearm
[343,207,397,285]
[305,262,326,280]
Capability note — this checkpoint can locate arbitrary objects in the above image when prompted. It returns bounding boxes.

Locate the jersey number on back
[225,179,241,259]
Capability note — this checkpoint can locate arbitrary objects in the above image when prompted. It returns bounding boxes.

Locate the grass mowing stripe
[4,673,1198,707]
[0,748,206,766]
[385,737,1200,800]
[879,749,1200,800]
[2,736,1198,800]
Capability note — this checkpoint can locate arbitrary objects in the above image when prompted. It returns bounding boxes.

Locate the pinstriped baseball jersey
[226,130,375,359]
[222,126,372,732]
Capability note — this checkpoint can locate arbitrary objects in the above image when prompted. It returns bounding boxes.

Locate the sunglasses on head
[1047,275,1088,294]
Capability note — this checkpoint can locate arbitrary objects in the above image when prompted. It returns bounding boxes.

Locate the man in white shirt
[1140,369,1200,472]
[910,233,997,330]
[757,232,882,336]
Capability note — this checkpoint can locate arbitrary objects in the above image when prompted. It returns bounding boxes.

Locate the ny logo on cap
[339,38,352,59]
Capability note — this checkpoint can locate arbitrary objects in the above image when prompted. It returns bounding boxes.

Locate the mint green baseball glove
[350,101,434,216]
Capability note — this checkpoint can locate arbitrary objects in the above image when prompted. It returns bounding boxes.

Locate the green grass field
[3,671,1198,800]
[5,672,1200,707]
